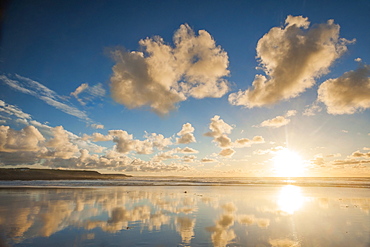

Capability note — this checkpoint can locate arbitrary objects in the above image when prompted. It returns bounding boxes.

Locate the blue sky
[1,0,369,176]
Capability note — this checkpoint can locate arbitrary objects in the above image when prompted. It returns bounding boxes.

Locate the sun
[273,148,305,177]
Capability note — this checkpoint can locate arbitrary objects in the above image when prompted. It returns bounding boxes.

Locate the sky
[0,0,370,177]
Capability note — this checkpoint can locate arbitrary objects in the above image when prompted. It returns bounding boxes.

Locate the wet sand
[0,185,369,246]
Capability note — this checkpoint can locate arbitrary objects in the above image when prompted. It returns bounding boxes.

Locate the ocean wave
[0,177,370,188]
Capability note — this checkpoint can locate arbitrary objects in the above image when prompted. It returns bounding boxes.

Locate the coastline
[0,168,131,180]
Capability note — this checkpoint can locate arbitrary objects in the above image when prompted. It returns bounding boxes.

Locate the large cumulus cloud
[229,15,353,108]
[318,64,370,114]
[110,24,230,115]
[0,125,45,152]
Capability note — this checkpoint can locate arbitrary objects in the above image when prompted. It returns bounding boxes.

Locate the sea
[0,177,369,247]
[1,176,370,188]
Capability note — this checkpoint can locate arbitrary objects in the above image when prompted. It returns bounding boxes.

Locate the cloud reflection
[175,216,196,244]
[0,186,369,246]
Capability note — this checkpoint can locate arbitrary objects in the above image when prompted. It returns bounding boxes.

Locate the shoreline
[0,168,131,180]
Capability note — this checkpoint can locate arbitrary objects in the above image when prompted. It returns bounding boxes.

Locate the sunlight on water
[277,185,305,214]
[0,185,369,246]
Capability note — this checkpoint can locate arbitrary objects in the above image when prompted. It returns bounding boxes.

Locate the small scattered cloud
[229,15,353,108]
[182,155,197,163]
[205,115,264,155]
[176,123,196,144]
[350,150,370,159]
[90,124,104,129]
[180,147,198,153]
[253,146,285,155]
[201,158,217,163]
[0,100,31,120]
[326,153,341,158]
[318,64,370,114]
[204,115,234,149]
[71,83,105,106]
[71,83,88,99]
[285,110,297,117]
[0,75,90,121]
[303,101,322,116]
[234,136,265,148]
[260,116,290,128]
[109,24,230,115]
[152,149,181,162]
[219,148,235,157]
[255,110,296,128]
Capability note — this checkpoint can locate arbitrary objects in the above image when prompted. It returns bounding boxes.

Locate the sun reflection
[277,185,305,214]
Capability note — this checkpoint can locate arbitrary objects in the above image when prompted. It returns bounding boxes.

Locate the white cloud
[303,101,322,116]
[256,110,296,128]
[90,124,104,129]
[204,115,233,139]
[253,146,285,155]
[234,136,265,148]
[180,147,198,153]
[318,64,370,114]
[145,132,172,150]
[0,100,31,120]
[219,148,235,157]
[285,110,297,117]
[110,24,230,115]
[71,83,105,106]
[229,15,353,108]
[85,132,113,142]
[176,123,196,144]
[201,158,217,163]
[350,150,370,159]
[109,130,152,154]
[260,116,290,128]
[205,115,264,151]
[71,83,88,98]
[43,126,79,159]
[0,75,90,121]
[106,130,172,155]
[152,149,181,162]
[182,155,197,163]
[0,125,45,152]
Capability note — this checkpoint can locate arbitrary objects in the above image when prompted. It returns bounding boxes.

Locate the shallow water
[1,176,370,188]
[0,180,370,246]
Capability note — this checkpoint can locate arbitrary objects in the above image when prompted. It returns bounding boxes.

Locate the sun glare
[278,185,305,214]
[273,148,304,177]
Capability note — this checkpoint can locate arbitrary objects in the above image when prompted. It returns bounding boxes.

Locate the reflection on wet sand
[176,216,196,244]
[277,185,305,214]
[0,186,369,246]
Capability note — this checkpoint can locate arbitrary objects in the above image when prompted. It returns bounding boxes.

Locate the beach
[0,178,369,247]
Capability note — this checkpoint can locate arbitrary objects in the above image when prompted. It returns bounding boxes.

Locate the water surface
[0,179,369,246]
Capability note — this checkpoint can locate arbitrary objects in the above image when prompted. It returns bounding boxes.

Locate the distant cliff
[0,168,131,180]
